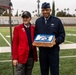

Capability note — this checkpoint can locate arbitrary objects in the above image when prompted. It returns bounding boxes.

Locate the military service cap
[41,2,50,9]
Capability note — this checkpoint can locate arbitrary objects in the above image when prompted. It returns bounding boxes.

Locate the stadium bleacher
[0,16,76,25]
[59,17,76,25]
[0,16,22,25]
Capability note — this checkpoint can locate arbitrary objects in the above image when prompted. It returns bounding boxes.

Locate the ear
[50,9,51,12]
[29,17,32,20]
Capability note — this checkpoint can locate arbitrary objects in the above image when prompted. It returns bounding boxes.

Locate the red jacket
[12,23,37,64]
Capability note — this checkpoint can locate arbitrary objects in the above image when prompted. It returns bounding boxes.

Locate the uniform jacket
[12,23,37,64]
[35,16,65,50]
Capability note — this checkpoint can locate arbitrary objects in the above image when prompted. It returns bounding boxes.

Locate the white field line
[0,33,10,46]
[0,60,12,62]
[65,33,76,44]
[66,33,76,36]
[0,43,76,53]
[60,43,76,49]
[0,47,11,53]
[65,40,75,44]
[6,35,10,38]
[0,55,76,62]
[60,55,76,58]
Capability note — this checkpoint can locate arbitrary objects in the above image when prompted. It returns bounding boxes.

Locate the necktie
[45,18,47,24]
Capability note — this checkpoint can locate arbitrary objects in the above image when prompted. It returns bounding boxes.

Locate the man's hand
[13,60,18,66]
[51,37,56,47]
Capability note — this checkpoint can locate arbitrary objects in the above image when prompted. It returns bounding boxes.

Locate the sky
[11,0,76,16]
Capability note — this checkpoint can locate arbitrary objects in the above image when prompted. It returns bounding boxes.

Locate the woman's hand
[13,60,18,66]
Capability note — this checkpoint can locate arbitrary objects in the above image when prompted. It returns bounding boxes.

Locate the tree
[56,10,66,17]
[56,8,59,11]
[15,9,18,16]
[67,8,69,16]
[72,14,75,17]
[66,14,72,17]
[52,1,55,16]
[75,9,76,16]
[64,8,66,13]
[56,10,73,17]
[75,9,76,12]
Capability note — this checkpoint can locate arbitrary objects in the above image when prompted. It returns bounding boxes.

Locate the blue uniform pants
[39,48,59,75]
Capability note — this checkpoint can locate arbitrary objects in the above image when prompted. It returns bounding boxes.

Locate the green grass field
[0,51,76,75]
[65,26,76,43]
[0,26,76,75]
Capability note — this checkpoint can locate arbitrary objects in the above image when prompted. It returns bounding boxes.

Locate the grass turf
[0,26,76,75]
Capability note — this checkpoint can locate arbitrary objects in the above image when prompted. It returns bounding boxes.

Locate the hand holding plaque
[32,34,55,47]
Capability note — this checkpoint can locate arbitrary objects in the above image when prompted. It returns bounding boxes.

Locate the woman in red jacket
[12,11,37,75]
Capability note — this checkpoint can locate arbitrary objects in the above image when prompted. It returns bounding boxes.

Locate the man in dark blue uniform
[35,2,65,75]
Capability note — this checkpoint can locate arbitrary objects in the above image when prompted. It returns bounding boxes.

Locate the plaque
[32,34,55,47]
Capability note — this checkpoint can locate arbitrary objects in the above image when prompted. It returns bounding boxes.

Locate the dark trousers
[16,58,34,75]
[39,48,59,75]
